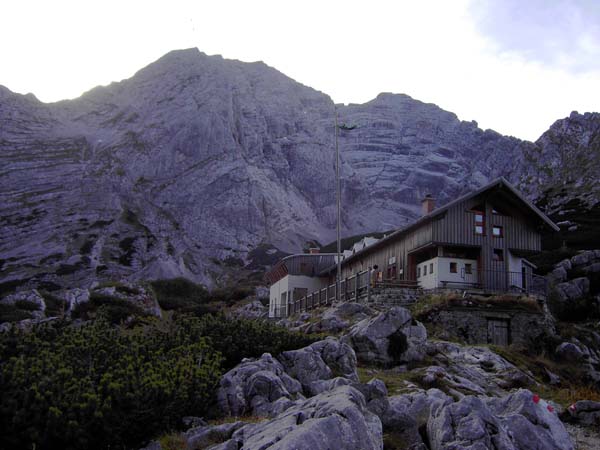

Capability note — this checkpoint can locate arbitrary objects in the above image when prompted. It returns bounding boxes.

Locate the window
[493,226,503,237]
[465,263,472,274]
[450,262,457,273]
[493,249,504,262]
[417,267,421,278]
[423,265,427,275]
[430,263,434,274]
[474,211,485,235]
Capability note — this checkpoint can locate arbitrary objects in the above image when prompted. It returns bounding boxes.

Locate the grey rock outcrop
[423,342,536,396]
[216,353,303,417]
[488,389,574,450]
[214,385,383,450]
[555,277,590,302]
[518,112,600,211]
[342,307,427,366]
[303,302,374,334]
[230,300,268,320]
[185,421,246,449]
[567,400,600,426]
[428,390,574,450]
[428,395,515,450]
[279,337,358,394]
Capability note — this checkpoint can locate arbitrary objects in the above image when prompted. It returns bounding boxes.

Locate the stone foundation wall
[427,307,555,346]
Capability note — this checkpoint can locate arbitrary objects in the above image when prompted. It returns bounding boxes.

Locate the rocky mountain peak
[0,49,597,292]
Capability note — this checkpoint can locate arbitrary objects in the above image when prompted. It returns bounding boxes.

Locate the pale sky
[1,0,599,141]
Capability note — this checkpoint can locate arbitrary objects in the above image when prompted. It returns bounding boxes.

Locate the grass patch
[157,433,187,450]
[357,366,423,395]
[488,343,600,407]
[411,293,542,321]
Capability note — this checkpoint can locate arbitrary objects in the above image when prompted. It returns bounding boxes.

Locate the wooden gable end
[431,191,541,252]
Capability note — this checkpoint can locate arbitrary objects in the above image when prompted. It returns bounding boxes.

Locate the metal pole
[335,106,342,302]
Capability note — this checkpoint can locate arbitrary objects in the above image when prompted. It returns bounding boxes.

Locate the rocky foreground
[143,304,600,450]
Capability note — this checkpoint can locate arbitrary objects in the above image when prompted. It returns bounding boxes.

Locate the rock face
[488,389,574,450]
[279,337,358,395]
[3,48,595,291]
[519,112,600,212]
[214,385,383,450]
[428,390,574,450]
[216,353,303,417]
[568,400,600,426]
[342,307,427,365]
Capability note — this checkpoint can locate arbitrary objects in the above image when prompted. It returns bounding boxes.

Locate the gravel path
[566,423,600,450]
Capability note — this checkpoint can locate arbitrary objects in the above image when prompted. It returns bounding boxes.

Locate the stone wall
[426,307,554,346]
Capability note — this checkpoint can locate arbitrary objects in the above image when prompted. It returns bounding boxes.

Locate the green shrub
[187,314,317,369]
[71,293,149,324]
[210,286,254,305]
[40,291,66,317]
[0,316,222,450]
[14,299,41,311]
[151,278,212,315]
[0,304,32,323]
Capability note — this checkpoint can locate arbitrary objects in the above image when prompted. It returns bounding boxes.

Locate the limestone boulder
[555,277,590,302]
[217,353,303,417]
[428,390,574,450]
[567,400,600,426]
[279,337,358,394]
[425,341,536,396]
[556,342,587,362]
[185,421,245,449]
[551,266,568,282]
[571,251,596,267]
[428,395,515,450]
[488,389,574,450]
[213,385,383,450]
[230,300,268,320]
[342,307,427,366]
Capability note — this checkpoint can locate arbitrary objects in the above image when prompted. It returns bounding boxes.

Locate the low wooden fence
[270,268,549,318]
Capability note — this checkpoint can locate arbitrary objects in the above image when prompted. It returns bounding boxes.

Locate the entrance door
[487,319,509,346]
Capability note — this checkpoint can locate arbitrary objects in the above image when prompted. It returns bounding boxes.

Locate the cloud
[469,0,600,72]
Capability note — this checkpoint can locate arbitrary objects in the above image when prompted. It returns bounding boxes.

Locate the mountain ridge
[1,47,598,292]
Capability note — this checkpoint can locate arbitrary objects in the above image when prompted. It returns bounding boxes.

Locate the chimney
[421,194,435,215]
[309,248,320,254]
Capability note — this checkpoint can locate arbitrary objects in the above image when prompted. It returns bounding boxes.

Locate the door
[487,319,509,346]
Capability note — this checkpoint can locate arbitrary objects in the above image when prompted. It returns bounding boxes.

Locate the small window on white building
[417,267,421,278]
[423,265,427,275]
[450,262,457,273]
[430,263,434,274]
[465,263,472,274]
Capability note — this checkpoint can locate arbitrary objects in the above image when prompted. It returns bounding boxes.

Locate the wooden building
[266,178,559,317]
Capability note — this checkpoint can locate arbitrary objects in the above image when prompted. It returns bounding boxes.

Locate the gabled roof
[322,177,558,271]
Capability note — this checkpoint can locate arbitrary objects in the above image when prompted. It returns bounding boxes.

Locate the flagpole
[335,105,341,302]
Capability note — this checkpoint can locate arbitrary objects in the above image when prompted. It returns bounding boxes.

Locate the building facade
[266,178,559,317]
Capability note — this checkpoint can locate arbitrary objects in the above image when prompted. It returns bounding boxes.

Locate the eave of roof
[264,253,338,283]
